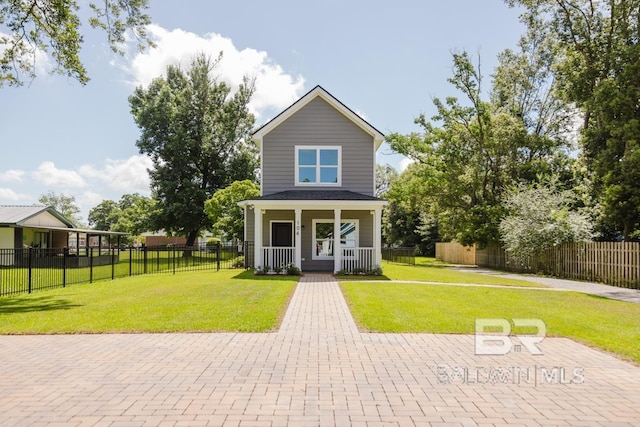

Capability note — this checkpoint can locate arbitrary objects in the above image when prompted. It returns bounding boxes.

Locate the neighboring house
[0,205,125,266]
[0,205,75,249]
[239,86,387,273]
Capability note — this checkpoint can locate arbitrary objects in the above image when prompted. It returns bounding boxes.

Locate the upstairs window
[295,146,341,186]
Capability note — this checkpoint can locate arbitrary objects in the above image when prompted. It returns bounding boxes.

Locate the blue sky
[0,1,525,222]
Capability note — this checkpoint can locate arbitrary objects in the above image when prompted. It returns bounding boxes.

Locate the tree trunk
[623,222,631,242]
[183,229,199,257]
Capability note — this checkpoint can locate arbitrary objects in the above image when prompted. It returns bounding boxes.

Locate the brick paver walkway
[1,274,639,426]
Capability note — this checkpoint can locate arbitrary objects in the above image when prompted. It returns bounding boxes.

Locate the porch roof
[239,190,387,210]
[245,190,383,201]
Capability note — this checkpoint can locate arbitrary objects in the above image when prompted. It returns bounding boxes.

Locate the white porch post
[334,208,341,273]
[254,207,263,269]
[374,207,383,267]
[294,208,302,270]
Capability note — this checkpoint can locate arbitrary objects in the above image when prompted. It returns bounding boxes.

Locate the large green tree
[388,32,574,246]
[382,163,439,255]
[506,0,640,240]
[129,54,258,247]
[39,191,81,226]
[375,164,399,197]
[205,180,259,242]
[88,193,155,244]
[0,0,153,86]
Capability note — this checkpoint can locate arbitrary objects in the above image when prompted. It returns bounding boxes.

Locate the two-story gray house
[239,86,387,273]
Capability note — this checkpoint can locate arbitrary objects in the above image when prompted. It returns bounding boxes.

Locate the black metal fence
[1,242,413,297]
[0,242,249,297]
[382,247,416,265]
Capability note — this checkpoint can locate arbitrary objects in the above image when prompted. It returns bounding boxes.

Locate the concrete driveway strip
[449,267,640,304]
[0,274,638,426]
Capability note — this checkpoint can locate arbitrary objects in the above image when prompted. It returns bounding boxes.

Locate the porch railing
[341,247,375,272]
[262,247,294,269]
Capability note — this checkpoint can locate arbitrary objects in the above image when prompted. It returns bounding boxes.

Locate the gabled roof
[0,205,127,236]
[0,205,75,228]
[252,85,385,150]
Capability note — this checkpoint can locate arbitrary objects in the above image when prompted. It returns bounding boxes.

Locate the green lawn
[340,281,640,363]
[0,270,297,334]
[3,256,638,364]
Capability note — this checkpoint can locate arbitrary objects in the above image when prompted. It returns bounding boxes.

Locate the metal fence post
[28,247,33,293]
[111,245,115,280]
[129,246,133,276]
[217,243,221,271]
[89,247,94,284]
[143,245,148,274]
[63,247,67,287]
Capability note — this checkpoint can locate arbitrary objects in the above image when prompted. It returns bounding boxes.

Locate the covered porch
[241,193,386,273]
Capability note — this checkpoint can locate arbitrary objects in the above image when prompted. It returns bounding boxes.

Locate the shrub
[286,263,301,276]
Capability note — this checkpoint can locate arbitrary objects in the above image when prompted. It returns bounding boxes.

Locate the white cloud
[33,161,87,188]
[0,187,31,202]
[400,157,415,171]
[124,25,305,117]
[79,155,152,194]
[75,190,108,223]
[0,169,25,183]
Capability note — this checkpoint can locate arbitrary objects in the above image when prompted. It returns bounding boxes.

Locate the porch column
[254,207,263,269]
[294,208,302,270]
[334,208,341,273]
[374,207,383,266]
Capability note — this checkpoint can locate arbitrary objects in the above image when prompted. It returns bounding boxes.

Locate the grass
[340,281,640,363]
[3,255,637,364]
[0,269,297,334]
[338,257,545,287]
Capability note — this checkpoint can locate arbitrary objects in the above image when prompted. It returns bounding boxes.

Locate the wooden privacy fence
[435,242,476,265]
[437,242,640,289]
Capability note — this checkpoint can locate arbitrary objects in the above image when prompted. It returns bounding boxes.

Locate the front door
[271,222,293,247]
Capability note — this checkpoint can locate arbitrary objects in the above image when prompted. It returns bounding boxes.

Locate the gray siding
[262,210,295,246]
[262,97,374,196]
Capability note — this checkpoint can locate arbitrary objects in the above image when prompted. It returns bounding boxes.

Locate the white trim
[269,220,294,247]
[254,207,263,268]
[259,138,264,196]
[374,207,382,266]
[294,145,342,186]
[333,210,341,273]
[294,209,302,270]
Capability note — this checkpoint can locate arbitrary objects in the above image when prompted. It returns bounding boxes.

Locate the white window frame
[295,145,342,186]
[312,219,358,260]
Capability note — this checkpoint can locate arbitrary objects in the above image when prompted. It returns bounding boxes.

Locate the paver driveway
[1,274,639,426]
